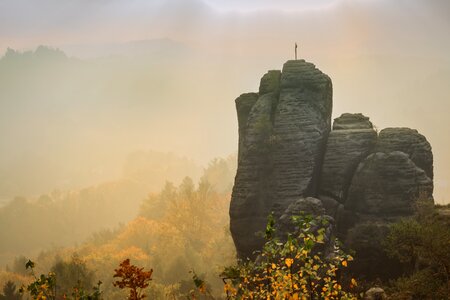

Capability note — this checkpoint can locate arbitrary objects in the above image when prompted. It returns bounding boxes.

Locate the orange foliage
[113,259,153,300]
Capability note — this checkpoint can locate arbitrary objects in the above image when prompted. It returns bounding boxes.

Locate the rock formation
[346,151,433,217]
[230,60,434,264]
[230,60,332,258]
[319,113,377,204]
[364,287,388,300]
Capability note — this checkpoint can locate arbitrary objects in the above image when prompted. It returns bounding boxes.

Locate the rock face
[376,128,433,179]
[319,113,377,203]
[230,60,332,258]
[346,152,433,217]
[230,60,434,263]
[277,197,335,256]
[277,197,327,236]
[236,93,258,163]
[272,61,332,205]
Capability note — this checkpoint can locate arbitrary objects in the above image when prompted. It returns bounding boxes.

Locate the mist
[0,1,449,298]
[1,0,449,203]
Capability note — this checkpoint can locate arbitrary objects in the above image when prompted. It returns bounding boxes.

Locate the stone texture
[318,195,341,218]
[271,60,332,207]
[230,93,277,258]
[319,113,377,203]
[259,70,281,95]
[277,197,326,239]
[277,197,335,256]
[235,93,258,163]
[376,127,433,179]
[278,197,326,230]
[230,71,281,258]
[333,113,373,130]
[364,287,388,300]
[230,60,332,259]
[230,60,434,264]
[318,195,358,238]
[346,151,433,217]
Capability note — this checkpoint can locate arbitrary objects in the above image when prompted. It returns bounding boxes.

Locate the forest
[0,155,238,299]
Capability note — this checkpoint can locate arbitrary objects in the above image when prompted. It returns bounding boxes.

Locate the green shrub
[221,215,359,299]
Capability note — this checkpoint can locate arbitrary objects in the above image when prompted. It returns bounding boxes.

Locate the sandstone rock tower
[230,60,433,260]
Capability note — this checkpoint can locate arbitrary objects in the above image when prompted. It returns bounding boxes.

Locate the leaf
[285,258,294,268]
[265,213,275,239]
[316,234,324,243]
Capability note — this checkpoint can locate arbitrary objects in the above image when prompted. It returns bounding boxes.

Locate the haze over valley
[0,1,449,298]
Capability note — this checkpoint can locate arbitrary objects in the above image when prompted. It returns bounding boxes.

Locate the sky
[203,0,338,11]
[0,0,450,203]
[0,0,448,57]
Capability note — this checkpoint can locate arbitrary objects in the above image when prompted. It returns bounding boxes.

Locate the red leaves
[113,259,153,300]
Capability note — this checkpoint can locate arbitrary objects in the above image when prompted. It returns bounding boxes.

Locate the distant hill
[62,38,190,59]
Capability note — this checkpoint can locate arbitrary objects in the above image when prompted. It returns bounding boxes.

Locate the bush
[19,260,102,300]
[221,215,359,299]
[384,202,450,299]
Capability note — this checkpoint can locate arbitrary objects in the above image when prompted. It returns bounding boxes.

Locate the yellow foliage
[285,258,294,268]
[222,215,358,300]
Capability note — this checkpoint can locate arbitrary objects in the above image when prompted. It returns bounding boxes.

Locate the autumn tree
[139,181,177,220]
[200,156,236,194]
[113,259,153,300]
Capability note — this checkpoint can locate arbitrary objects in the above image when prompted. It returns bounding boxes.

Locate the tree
[113,259,153,300]
[50,255,95,298]
[19,260,102,300]
[200,156,236,194]
[0,281,22,300]
[139,181,176,220]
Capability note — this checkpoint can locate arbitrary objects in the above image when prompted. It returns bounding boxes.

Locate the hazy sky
[0,0,450,203]
[203,0,337,11]
[1,0,449,57]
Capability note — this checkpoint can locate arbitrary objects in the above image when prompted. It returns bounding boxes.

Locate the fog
[0,44,220,201]
[0,0,450,298]
[0,0,449,204]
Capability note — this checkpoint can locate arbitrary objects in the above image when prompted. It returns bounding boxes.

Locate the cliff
[230,60,434,268]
